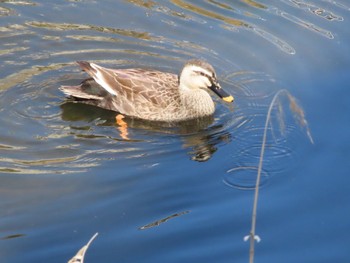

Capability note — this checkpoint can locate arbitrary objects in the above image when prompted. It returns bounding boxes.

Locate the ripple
[127,0,207,23]
[284,0,344,21]
[1,0,37,6]
[322,0,350,11]
[0,155,82,166]
[222,71,277,98]
[0,6,15,16]
[235,143,296,174]
[26,21,160,41]
[251,27,296,54]
[273,8,334,39]
[0,166,84,174]
[220,71,279,138]
[0,63,69,91]
[207,0,234,11]
[219,71,310,177]
[171,0,296,54]
[0,144,26,150]
[223,166,269,190]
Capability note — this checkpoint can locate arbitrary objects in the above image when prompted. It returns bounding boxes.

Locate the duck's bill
[209,84,234,103]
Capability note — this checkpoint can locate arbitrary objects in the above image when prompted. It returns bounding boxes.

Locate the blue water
[1,1,350,262]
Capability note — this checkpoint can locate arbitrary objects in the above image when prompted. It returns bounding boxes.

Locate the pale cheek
[191,77,210,89]
[203,78,211,87]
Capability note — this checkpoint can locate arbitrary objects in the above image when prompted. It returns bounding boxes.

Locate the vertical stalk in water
[247,89,313,263]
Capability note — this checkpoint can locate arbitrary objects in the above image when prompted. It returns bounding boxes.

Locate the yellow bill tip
[223,95,234,103]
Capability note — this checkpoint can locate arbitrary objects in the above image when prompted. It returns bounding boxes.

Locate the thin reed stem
[248,89,288,263]
[247,89,313,262]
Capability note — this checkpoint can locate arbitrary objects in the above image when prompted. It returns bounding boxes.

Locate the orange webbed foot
[116,114,129,140]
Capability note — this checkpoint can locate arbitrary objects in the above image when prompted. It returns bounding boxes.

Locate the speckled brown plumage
[60,60,233,121]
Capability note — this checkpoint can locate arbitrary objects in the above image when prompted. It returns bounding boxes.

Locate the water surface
[1,1,350,262]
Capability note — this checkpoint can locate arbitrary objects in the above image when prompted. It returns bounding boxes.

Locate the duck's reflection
[60,102,231,162]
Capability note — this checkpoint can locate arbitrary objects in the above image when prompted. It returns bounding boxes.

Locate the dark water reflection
[1,1,350,263]
[60,101,230,162]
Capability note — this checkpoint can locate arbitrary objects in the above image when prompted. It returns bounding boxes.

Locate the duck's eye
[195,71,210,79]
[199,72,208,78]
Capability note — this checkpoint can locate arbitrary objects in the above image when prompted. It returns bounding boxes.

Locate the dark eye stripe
[195,70,210,78]
[194,70,217,85]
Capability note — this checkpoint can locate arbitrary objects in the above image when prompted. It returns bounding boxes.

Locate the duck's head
[179,59,234,103]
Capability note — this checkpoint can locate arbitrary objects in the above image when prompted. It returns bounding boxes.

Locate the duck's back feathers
[61,61,181,120]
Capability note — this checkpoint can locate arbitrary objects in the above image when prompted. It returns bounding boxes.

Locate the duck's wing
[76,61,179,112]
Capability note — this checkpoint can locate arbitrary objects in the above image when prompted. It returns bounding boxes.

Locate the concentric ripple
[223,166,269,190]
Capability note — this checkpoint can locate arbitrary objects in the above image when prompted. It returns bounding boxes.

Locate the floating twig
[139,211,190,230]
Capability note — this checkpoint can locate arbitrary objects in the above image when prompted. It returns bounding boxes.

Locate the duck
[60,59,234,122]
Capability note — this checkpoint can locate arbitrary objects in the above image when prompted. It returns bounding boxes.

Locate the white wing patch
[90,63,118,96]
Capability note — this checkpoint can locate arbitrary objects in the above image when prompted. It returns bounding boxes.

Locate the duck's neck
[179,85,215,117]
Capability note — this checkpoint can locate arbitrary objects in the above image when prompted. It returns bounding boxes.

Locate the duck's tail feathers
[76,61,118,96]
[59,85,103,100]
[76,61,96,75]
